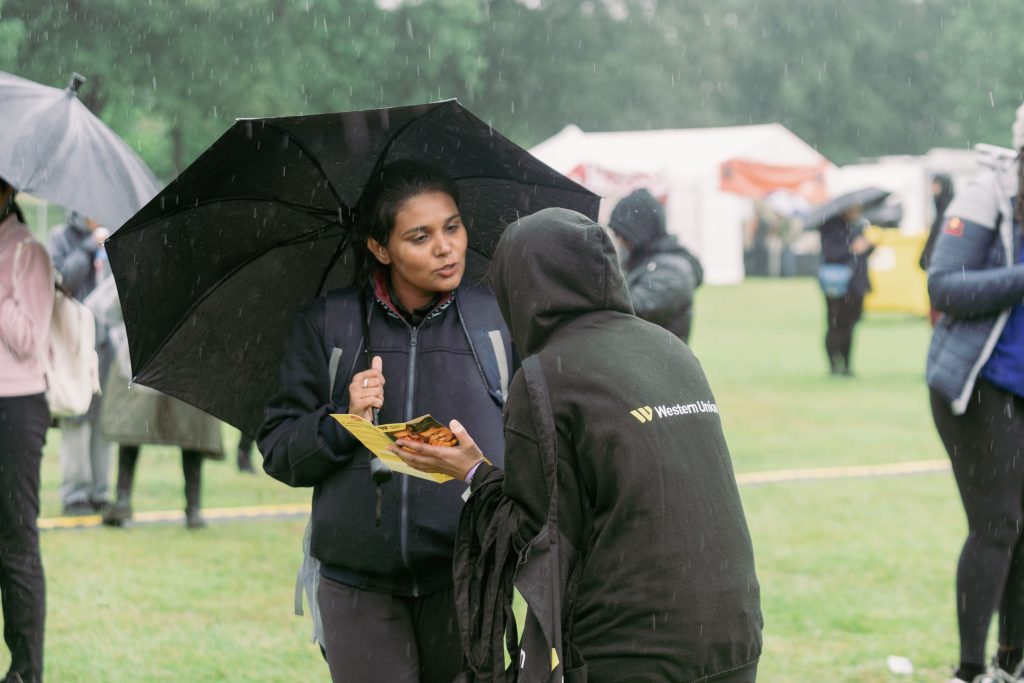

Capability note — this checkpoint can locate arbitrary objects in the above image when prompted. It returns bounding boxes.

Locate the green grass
[2,278,972,681]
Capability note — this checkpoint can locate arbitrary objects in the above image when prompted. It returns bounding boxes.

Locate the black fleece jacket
[458,209,762,682]
[259,281,506,596]
[626,235,703,343]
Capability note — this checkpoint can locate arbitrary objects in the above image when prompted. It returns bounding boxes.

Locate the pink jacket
[1,213,54,397]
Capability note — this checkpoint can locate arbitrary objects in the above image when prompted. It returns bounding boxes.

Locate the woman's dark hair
[357,159,459,246]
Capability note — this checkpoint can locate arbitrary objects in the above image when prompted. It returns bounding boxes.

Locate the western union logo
[630,400,719,424]
[630,406,654,423]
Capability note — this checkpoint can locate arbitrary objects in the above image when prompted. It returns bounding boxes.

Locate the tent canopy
[530,123,830,177]
[530,123,832,284]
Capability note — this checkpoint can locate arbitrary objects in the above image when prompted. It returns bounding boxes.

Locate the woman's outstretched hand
[388,420,485,481]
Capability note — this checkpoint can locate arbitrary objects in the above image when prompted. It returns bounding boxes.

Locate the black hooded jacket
[919,174,956,271]
[456,208,762,682]
[259,279,508,597]
[609,189,703,343]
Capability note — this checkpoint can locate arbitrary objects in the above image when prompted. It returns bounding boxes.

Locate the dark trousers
[0,394,49,683]
[825,293,863,372]
[932,381,1024,666]
[318,576,462,683]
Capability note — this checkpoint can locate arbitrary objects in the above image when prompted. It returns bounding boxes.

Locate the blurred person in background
[920,173,956,327]
[88,272,224,530]
[927,104,1024,683]
[919,173,956,273]
[0,177,54,683]
[48,210,113,515]
[819,206,874,376]
[607,188,703,344]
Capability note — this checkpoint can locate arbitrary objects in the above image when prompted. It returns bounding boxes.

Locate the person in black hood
[919,173,956,273]
[607,188,703,343]
[919,174,956,327]
[259,160,510,683]
[394,208,762,683]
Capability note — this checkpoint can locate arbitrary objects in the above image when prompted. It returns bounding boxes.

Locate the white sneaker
[994,662,1024,683]
[945,673,998,683]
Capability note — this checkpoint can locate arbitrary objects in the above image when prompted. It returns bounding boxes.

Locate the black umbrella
[803,187,890,231]
[105,100,599,437]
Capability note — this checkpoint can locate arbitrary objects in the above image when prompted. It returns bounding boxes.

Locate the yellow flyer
[330,414,457,483]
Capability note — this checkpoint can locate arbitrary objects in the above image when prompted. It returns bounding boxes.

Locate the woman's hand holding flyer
[389,419,486,482]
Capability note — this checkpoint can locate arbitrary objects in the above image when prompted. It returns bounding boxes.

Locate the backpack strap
[456,283,515,406]
[322,288,368,407]
[293,287,367,647]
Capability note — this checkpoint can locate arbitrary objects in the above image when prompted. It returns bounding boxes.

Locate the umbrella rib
[363,103,452,188]
[260,122,350,213]
[118,196,337,234]
[130,218,344,382]
[450,174,587,193]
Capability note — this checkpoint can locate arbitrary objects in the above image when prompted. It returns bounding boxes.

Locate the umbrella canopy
[863,202,903,228]
[0,71,160,228]
[803,187,890,231]
[105,100,599,437]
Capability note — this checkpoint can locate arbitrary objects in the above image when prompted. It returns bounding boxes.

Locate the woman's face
[368,191,467,307]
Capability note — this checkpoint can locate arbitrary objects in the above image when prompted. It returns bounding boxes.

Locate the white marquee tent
[530,123,832,284]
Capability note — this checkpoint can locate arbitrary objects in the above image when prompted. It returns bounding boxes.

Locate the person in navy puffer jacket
[927,103,1024,683]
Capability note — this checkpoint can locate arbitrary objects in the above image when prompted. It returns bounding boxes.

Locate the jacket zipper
[401,325,420,596]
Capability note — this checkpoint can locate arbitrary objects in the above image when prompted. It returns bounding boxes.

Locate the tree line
[1,0,1021,181]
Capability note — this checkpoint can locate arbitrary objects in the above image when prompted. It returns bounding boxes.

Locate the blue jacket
[927,158,1024,415]
[259,280,510,596]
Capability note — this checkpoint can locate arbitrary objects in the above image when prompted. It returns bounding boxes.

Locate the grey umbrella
[0,71,160,228]
[803,186,890,231]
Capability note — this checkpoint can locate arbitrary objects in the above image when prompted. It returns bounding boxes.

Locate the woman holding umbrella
[0,177,53,683]
[259,159,511,683]
[818,203,875,376]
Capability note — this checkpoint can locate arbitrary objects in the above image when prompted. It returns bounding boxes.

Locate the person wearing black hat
[607,189,703,343]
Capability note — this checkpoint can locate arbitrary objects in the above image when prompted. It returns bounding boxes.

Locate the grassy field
[3,278,970,682]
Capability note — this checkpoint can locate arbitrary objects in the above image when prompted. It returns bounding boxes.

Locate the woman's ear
[367,237,391,265]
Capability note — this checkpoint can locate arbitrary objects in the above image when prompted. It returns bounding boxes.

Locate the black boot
[236,434,256,473]
[183,450,206,530]
[236,447,255,474]
[102,446,139,527]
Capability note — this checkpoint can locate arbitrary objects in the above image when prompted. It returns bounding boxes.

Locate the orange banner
[719,158,829,203]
